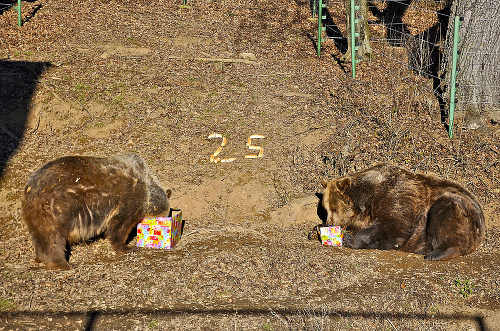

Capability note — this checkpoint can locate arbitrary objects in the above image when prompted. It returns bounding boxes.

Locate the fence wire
[0,1,14,11]
[366,0,449,92]
[316,0,500,111]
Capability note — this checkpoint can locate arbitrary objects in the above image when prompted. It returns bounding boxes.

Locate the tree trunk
[341,0,372,62]
[440,0,500,129]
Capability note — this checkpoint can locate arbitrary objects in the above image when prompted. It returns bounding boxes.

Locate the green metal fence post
[350,0,359,78]
[448,15,461,138]
[14,0,21,27]
[317,0,322,56]
[317,0,325,57]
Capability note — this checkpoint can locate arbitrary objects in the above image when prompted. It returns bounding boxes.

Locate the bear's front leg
[344,225,399,250]
[343,226,378,249]
[105,212,142,255]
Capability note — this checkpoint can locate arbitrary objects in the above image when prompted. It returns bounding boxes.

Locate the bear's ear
[321,179,328,188]
[336,177,351,192]
[166,188,172,198]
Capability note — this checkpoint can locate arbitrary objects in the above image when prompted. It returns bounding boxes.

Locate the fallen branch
[167,55,260,65]
[386,318,398,331]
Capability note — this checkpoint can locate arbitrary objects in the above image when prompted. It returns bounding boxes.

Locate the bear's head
[320,177,355,227]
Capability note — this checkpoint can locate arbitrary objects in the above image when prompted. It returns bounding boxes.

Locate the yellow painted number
[208,133,236,163]
[245,134,265,159]
[208,133,265,163]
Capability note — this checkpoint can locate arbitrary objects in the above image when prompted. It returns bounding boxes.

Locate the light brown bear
[320,163,485,260]
[22,153,172,270]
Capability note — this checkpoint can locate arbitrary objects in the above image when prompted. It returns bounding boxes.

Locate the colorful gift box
[136,210,182,249]
[320,226,343,246]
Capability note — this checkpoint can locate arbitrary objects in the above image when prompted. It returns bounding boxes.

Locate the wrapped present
[320,226,343,246]
[136,210,182,249]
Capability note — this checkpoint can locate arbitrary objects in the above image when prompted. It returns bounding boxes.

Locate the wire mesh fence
[0,0,14,14]
[0,1,12,10]
[315,0,499,136]
[0,0,21,26]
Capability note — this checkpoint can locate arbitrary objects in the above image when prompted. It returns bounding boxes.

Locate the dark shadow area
[180,217,186,237]
[0,306,487,331]
[368,0,412,47]
[306,32,318,52]
[322,7,351,75]
[308,0,318,17]
[367,0,453,127]
[323,8,348,54]
[313,6,350,74]
[85,310,99,331]
[330,53,351,76]
[0,0,14,15]
[0,60,51,178]
[406,5,451,124]
[315,192,327,223]
[22,2,42,25]
[307,192,326,242]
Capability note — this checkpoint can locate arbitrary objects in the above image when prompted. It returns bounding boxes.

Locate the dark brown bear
[22,153,172,270]
[320,163,485,260]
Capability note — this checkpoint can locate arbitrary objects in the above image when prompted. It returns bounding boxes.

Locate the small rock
[239,52,257,61]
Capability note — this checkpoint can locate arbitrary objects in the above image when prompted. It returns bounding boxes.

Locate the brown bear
[22,153,172,270]
[320,163,485,260]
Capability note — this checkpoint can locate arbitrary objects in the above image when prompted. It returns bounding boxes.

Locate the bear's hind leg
[34,232,70,270]
[426,193,482,260]
[26,213,70,270]
[45,260,71,270]
[424,246,461,261]
[42,231,71,270]
[34,248,45,264]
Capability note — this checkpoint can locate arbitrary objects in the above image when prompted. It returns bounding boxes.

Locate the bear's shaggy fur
[320,163,485,260]
[22,153,172,270]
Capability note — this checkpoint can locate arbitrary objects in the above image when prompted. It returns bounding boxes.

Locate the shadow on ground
[0,60,50,177]
[0,306,487,331]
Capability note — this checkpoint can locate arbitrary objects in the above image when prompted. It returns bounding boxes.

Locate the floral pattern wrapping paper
[320,226,343,246]
[136,210,182,249]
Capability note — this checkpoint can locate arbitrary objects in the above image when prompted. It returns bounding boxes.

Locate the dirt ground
[1,0,499,330]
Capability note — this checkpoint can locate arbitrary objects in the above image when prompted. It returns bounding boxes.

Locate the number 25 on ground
[208,134,265,163]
